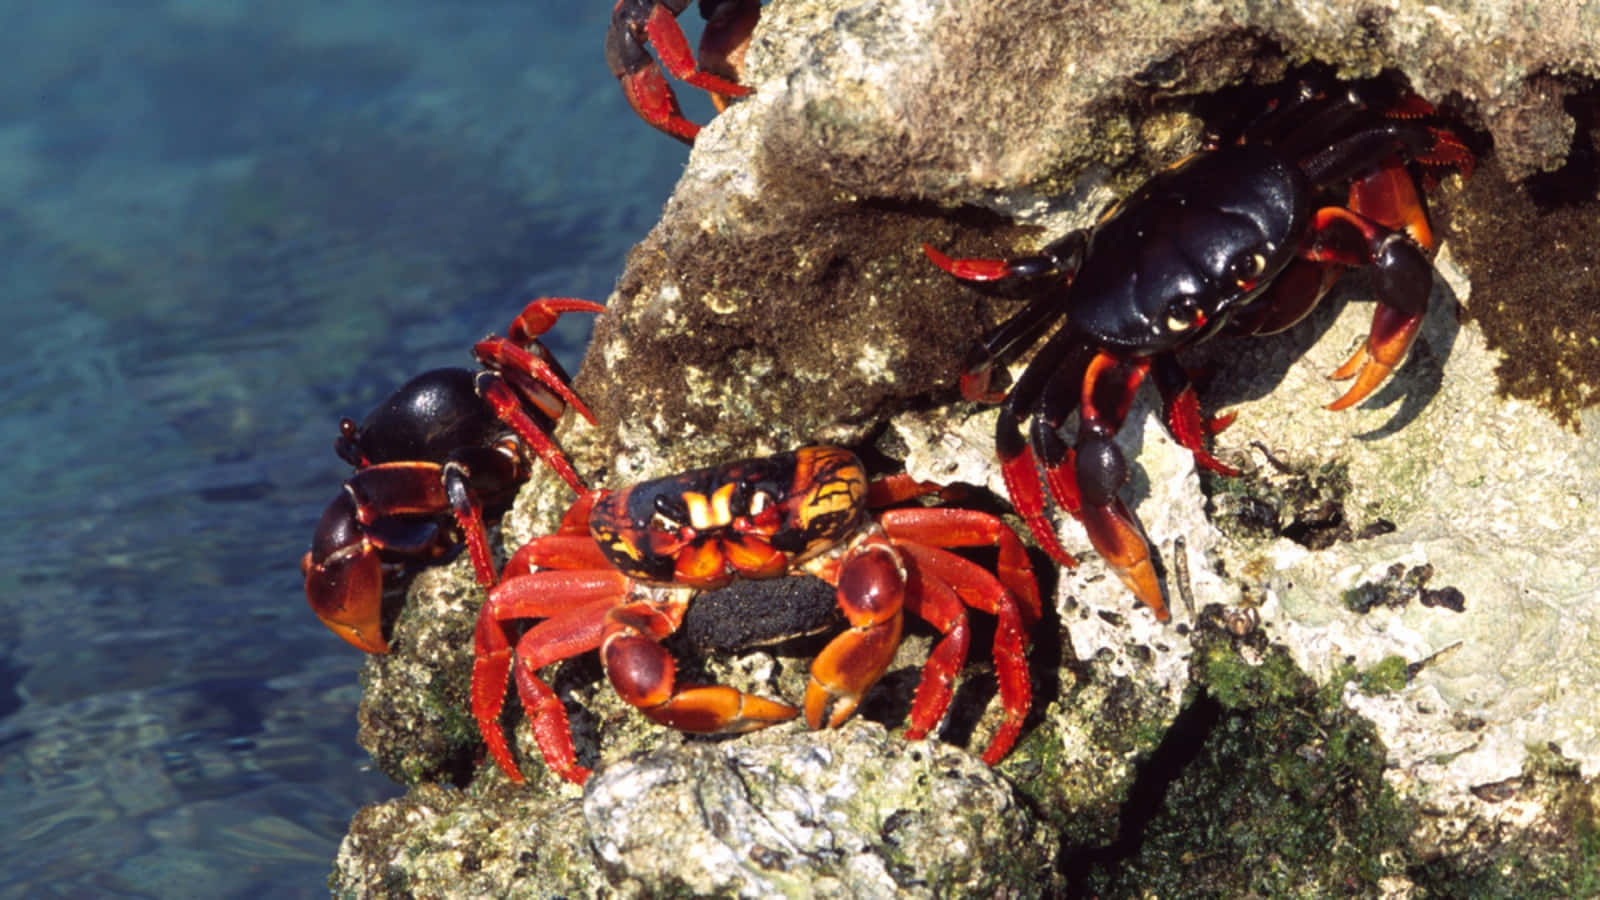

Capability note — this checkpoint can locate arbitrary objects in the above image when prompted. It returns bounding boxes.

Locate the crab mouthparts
[671,532,789,586]
[682,483,738,531]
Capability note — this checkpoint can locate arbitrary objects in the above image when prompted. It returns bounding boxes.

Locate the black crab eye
[1229,250,1268,286]
[650,495,685,532]
[1165,299,1203,333]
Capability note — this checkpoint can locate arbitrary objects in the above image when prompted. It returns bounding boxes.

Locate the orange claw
[804,543,906,729]
[302,546,389,654]
[632,684,798,733]
[1326,305,1423,411]
[601,600,797,733]
[1079,501,1168,622]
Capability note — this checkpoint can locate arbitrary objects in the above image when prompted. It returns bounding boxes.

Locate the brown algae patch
[1449,95,1600,429]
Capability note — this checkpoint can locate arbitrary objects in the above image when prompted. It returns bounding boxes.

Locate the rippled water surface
[0,2,693,894]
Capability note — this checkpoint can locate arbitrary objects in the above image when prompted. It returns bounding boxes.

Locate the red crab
[924,78,1474,621]
[471,445,1041,784]
[302,297,602,653]
[608,0,759,143]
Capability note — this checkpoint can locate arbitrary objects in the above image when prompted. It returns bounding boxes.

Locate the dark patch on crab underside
[676,574,843,655]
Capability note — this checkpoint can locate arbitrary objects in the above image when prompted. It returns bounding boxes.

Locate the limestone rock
[334,0,1600,894]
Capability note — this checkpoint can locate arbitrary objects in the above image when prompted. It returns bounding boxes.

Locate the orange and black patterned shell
[588,446,868,585]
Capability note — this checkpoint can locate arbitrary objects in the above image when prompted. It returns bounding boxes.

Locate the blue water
[0,2,699,895]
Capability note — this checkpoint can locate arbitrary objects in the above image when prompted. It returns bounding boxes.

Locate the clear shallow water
[0,2,697,894]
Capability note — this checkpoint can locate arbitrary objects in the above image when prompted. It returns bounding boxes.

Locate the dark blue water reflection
[0,2,697,894]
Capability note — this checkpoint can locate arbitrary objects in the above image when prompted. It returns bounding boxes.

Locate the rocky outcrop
[333,0,1600,895]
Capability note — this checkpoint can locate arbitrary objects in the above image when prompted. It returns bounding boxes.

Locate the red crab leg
[923,231,1084,285]
[504,597,628,786]
[925,241,1056,404]
[473,371,587,493]
[501,533,614,580]
[896,565,970,741]
[608,0,753,143]
[472,572,630,783]
[482,296,602,423]
[508,608,610,785]
[1069,351,1170,620]
[1040,442,1083,521]
[922,243,1027,282]
[990,332,1097,568]
[925,236,1085,403]
[1416,126,1475,180]
[805,541,907,729]
[601,598,798,732]
[898,543,1032,764]
[505,297,606,346]
[1381,95,1476,179]
[474,338,594,426]
[865,472,946,506]
[1151,356,1239,477]
[641,1,750,101]
[997,418,1080,568]
[443,455,504,589]
[879,507,1041,624]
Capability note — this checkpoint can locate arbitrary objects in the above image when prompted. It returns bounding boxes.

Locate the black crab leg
[1071,350,1170,621]
[924,233,1087,401]
[991,330,1092,568]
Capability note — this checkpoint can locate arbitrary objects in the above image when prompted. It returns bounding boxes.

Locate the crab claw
[302,545,388,654]
[302,493,393,653]
[1326,300,1423,411]
[1321,168,1438,411]
[1079,500,1168,622]
[804,543,906,729]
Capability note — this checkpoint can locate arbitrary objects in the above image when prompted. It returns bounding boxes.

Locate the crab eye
[650,495,686,533]
[1165,301,1204,333]
[748,489,773,516]
[1230,251,1268,286]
